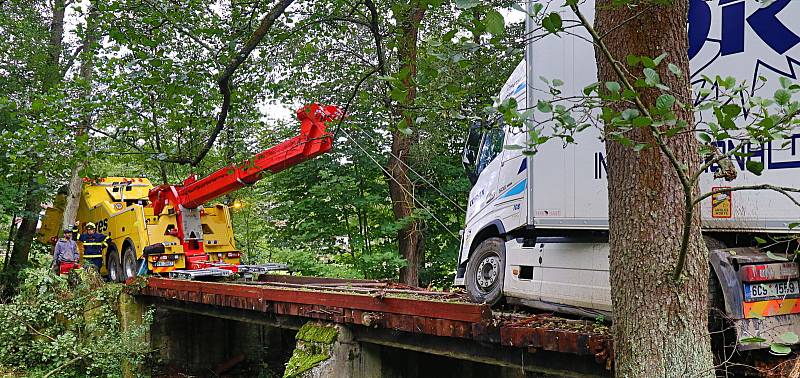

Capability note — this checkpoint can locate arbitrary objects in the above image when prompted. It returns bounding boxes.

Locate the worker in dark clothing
[53,228,79,274]
[76,222,108,271]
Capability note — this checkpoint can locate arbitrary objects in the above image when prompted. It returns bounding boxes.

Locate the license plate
[154,261,174,267]
[744,280,800,301]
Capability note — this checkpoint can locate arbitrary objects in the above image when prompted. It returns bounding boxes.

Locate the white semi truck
[456,0,800,350]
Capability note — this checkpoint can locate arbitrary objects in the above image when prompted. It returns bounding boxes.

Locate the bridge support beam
[119,293,149,378]
[284,321,381,378]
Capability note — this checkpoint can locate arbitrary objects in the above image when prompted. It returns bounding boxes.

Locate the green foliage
[0,267,151,376]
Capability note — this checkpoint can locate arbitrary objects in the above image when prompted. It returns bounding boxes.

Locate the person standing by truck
[53,228,79,274]
[76,222,107,271]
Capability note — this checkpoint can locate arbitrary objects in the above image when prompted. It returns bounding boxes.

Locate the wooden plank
[145,278,490,323]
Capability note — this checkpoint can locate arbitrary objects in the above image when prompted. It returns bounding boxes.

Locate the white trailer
[456,0,800,350]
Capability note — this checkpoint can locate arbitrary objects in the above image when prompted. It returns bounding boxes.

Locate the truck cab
[456,0,800,350]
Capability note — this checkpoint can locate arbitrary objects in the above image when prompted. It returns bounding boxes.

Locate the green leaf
[766,251,788,261]
[633,143,648,152]
[551,78,564,87]
[643,68,660,87]
[536,100,553,113]
[656,94,675,110]
[390,87,408,102]
[632,117,651,127]
[789,222,800,230]
[722,104,741,117]
[739,336,767,344]
[774,89,791,106]
[626,55,640,67]
[454,0,479,9]
[605,81,621,93]
[779,76,792,89]
[621,108,640,120]
[780,332,799,344]
[746,160,764,176]
[652,52,668,66]
[31,99,44,112]
[583,82,599,95]
[769,343,792,356]
[484,10,506,36]
[542,12,562,34]
[668,63,682,76]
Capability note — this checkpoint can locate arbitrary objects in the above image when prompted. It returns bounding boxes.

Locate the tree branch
[693,185,800,208]
[190,0,295,167]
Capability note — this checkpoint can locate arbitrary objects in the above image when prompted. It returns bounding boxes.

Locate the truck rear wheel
[465,237,506,306]
[122,246,138,282]
[705,236,736,367]
[107,248,122,283]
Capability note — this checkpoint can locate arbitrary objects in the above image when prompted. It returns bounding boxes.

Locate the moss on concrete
[282,323,339,378]
[295,322,338,344]
[283,347,330,378]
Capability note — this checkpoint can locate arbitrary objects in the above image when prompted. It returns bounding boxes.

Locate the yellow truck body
[39,177,241,281]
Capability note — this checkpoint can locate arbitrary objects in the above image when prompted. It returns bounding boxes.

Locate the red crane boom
[149,103,341,215]
[146,103,342,272]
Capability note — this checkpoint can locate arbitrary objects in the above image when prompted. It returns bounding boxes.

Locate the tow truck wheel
[107,248,122,283]
[122,246,138,282]
[465,237,506,306]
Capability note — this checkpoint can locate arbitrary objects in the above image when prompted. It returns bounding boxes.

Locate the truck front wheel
[465,237,506,306]
[107,248,122,283]
[122,246,138,282]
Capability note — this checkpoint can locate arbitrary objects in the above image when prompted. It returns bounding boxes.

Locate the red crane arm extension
[149,104,342,214]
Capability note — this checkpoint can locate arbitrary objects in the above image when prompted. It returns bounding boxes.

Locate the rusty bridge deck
[138,275,613,375]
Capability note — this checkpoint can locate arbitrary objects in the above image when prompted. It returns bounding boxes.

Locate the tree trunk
[7,0,67,275]
[594,1,714,376]
[61,1,97,229]
[387,2,425,286]
[7,194,40,271]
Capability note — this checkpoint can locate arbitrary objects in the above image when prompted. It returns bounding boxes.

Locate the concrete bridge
[124,276,613,377]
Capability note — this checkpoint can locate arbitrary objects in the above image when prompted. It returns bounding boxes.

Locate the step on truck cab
[455,0,800,351]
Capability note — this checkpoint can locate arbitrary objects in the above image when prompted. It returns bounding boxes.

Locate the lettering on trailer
[706,134,800,174]
[593,152,608,180]
[96,218,109,234]
[689,0,799,60]
[689,0,800,108]
[592,133,800,179]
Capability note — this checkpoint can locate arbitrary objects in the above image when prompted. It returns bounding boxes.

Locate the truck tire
[705,236,736,366]
[122,245,138,282]
[465,237,506,306]
[107,248,122,283]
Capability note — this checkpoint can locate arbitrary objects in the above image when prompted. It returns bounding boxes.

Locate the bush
[0,267,151,377]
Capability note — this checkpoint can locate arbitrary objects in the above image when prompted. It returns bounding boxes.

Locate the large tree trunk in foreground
[7,0,67,275]
[387,1,426,286]
[594,1,714,376]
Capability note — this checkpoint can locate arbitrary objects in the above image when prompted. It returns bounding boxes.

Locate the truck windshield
[476,124,505,176]
[462,121,482,183]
